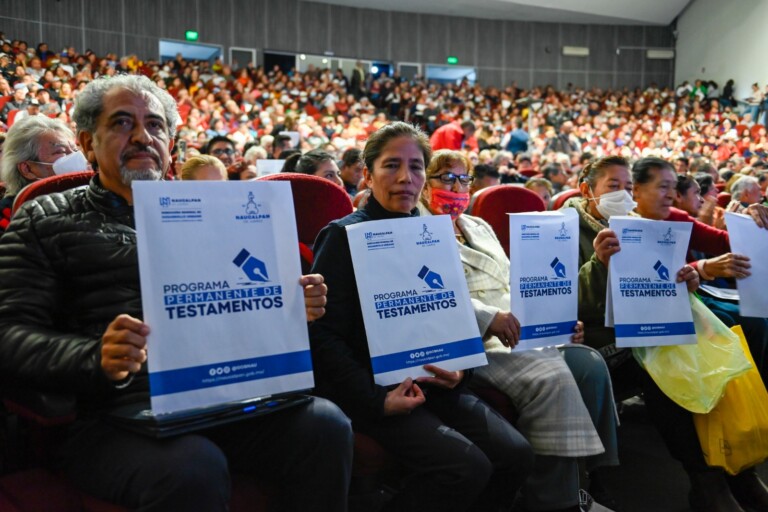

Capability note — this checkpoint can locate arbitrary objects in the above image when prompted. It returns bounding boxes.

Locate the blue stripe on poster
[370,337,485,375]
[614,322,695,338]
[520,320,577,340]
[149,350,313,396]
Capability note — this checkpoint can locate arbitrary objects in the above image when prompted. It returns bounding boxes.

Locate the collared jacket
[0,175,147,414]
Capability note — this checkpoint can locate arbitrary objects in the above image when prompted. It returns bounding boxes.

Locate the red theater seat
[551,188,581,210]
[12,172,94,214]
[717,192,732,209]
[259,173,353,247]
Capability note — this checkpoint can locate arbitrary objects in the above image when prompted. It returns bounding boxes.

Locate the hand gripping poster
[606,216,695,348]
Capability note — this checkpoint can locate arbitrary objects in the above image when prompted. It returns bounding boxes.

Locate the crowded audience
[2,31,768,512]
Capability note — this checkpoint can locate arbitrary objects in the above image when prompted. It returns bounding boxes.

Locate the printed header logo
[657,227,676,246]
[416,223,440,247]
[236,191,271,222]
[554,221,571,241]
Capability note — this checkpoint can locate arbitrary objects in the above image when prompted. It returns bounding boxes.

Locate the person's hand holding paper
[101,314,149,381]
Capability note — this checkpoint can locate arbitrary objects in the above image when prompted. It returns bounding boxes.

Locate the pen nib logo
[662,228,673,243]
[558,222,568,238]
[653,260,670,281]
[418,265,444,290]
[550,257,567,278]
[233,248,269,282]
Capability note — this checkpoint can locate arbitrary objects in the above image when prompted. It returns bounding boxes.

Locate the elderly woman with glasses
[418,149,619,512]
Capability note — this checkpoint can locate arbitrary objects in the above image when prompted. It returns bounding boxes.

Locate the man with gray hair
[730,175,763,207]
[0,115,78,231]
[0,74,353,511]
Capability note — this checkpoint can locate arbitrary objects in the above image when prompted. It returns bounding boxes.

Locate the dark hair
[542,164,561,180]
[274,134,293,148]
[516,154,532,164]
[631,157,674,185]
[720,169,735,183]
[694,173,715,196]
[675,157,689,166]
[362,122,431,173]
[295,149,334,175]
[472,164,499,180]
[341,147,362,167]
[204,135,234,154]
[579,155,629,187]
[460,120,475,132]
[242,141,259,155]
[675,174,697,195]
[281,152,301,173]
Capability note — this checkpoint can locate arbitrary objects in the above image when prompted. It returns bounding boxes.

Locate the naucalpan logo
[158,196,202,207]
[657,227,676,245]
[416,224,440,246]
[236,191,271,221]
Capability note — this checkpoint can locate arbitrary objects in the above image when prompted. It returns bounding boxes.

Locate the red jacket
[665,207,730,271]
[430,121,472,151]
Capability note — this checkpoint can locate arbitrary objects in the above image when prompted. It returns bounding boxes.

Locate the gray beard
[120,167,163,185]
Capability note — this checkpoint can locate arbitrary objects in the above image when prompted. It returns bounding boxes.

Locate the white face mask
[590,188,637,219]
[52,150,90,175]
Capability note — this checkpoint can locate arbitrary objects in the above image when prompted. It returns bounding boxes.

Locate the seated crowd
[1,35,768,512]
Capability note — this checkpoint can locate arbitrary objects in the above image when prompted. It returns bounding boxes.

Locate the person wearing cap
[1,83,29,123]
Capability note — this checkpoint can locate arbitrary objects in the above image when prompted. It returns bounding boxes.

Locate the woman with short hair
[180,155,227,181]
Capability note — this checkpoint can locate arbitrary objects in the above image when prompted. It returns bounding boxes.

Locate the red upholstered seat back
[12,172,95,215]
[551,188,581,210]
[472,185,547,257]
[258,173,353,246]
[717,191,732,209]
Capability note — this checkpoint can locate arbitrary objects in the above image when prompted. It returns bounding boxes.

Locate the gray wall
[0,0,675,89]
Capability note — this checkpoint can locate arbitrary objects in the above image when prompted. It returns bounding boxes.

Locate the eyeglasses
[211,148,236,156]
[430,173,474,186]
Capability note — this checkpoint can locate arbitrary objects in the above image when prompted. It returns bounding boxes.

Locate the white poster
[346,215,487,386]
[133,181,313,414]
[508,209,579,349]
[256,159,284,177]
[607,216,696,347]
[725,212,768,317]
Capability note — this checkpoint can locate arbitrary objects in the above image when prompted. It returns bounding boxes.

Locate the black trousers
[617,358,710,473]
[55,397,353,512]
[353,385,534,512]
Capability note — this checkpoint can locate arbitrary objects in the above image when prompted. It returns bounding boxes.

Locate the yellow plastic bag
[632,294,751,414]
[694,326,768,475]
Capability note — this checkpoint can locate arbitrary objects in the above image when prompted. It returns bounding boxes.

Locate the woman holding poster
[572,156,768,512]
[419,149,617,512]
[309,123,534,512]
